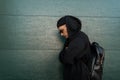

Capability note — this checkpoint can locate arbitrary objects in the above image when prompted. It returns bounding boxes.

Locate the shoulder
[79,31,89,38]
[74,31,90,46]
[79,31,90,42]
[68,31,90,46]
[70,35,85,47]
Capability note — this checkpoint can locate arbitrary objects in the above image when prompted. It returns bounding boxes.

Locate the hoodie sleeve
[59,38,86,65]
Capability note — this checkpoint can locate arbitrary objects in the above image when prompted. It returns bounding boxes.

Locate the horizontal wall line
[0,49,60,50]
[0,49,120,51]
[0,14,120,19]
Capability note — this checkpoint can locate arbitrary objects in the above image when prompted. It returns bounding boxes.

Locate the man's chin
[61,36,68,39]
[65,36,68,39]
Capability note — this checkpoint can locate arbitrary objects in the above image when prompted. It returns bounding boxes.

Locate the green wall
[0,0,120,80]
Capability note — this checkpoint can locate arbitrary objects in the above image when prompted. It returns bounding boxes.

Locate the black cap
[57,15,82,38]
[57,15,81,31]
[57,16,66,28]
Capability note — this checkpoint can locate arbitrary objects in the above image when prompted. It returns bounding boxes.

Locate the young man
[57,15,92,80]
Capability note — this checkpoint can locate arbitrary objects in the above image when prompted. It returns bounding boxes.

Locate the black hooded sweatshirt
[57,16,92,80]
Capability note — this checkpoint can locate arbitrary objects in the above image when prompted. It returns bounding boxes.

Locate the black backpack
[90,42,105,80]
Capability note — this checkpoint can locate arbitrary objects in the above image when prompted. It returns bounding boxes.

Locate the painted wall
[0,0,120,80]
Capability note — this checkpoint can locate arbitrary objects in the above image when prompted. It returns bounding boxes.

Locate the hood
[57,15,82,39]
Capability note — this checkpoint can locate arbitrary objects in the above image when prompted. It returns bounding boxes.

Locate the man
[57,15,92,80]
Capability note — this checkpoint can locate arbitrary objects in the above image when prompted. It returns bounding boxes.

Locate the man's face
[58,24,68,38]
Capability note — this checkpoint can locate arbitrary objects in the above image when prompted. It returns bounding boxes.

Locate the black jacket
[59,31,92,80]
[58,16,92,80]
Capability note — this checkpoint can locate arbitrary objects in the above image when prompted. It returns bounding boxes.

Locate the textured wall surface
[0,0,120,80]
